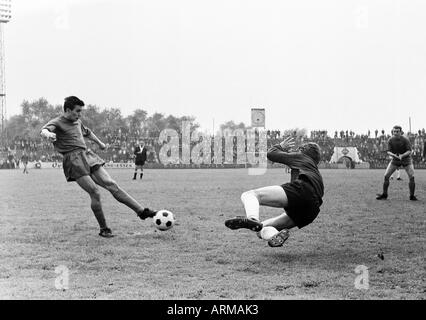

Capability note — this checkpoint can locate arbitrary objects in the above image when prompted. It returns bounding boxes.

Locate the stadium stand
[1,127,425,169]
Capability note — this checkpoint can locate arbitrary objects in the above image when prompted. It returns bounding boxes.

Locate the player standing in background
[423,139,426,162]
[390,168,402,180]
[40,96,157,238]
[133,141,147,180]
[21,152,29,174]
[225,137,324,247]
[376,125,417,200]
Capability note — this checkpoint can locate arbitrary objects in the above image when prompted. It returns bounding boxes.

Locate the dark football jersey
[267,144,324,199]
[388,135,411,155]
[387,135,413,166]
[42,116,92,154]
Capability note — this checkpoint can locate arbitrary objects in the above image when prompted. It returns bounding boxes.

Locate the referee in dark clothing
[423,141,426,161]
[133,141,147,180]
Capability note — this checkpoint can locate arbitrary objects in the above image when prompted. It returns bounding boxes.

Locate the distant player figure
[225,137,324,247]
[423,140,426,162]
[40,96,157,238]
[390,168,402,181]
[377,125,417,200]
[133,140,147,180]
[284,165,292,175]
[21,152,29,174]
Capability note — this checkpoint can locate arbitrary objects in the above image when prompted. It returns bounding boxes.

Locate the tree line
[4,98,308,142]
[5,98,204,141]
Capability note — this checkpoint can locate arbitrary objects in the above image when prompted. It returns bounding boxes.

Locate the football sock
[133,172,137,179]
[241,191,260,221]
[409,177,415,196]
[383,177,390,195]
[260,226,279,240]
[140,173,143,179]
[90,196,107,229]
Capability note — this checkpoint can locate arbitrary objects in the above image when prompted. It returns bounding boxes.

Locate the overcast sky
[4,0,426,134]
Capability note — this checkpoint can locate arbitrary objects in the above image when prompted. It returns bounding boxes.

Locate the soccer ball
[153,210,175,231]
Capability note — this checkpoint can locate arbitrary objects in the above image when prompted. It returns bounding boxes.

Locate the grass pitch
[0,168,425,299]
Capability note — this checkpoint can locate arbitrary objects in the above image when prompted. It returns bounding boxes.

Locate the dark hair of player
[64,96,85,112]
[393,125,402,132]
[300,142,321,165]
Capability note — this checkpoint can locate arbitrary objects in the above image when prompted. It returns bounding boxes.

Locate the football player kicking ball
[40,96,157,238]
[225,137,324,247]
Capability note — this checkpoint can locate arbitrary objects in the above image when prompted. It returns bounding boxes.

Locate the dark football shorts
[390,157,413,167]
[281,177,322,229]
[135,158,146,166]
[63,149,105,182]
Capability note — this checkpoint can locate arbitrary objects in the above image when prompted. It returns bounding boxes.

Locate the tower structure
[251,108,266,129]
[0,0,11,136]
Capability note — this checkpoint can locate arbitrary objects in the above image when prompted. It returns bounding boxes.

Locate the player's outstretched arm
[87,132,107,150]
[387,151,399,160]
[40,129,57,142]
[399,150,412,159]
[267,145,293,164]
[279,136,295,151]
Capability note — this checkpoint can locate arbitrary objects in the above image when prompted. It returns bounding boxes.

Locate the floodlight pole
[0,0,12,138]
[409,117,411,134]
[0,23,5,136]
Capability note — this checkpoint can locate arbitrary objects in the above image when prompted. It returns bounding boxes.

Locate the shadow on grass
[259,247,373,271]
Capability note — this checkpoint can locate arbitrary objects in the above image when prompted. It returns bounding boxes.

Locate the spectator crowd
[1,128,426,169]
